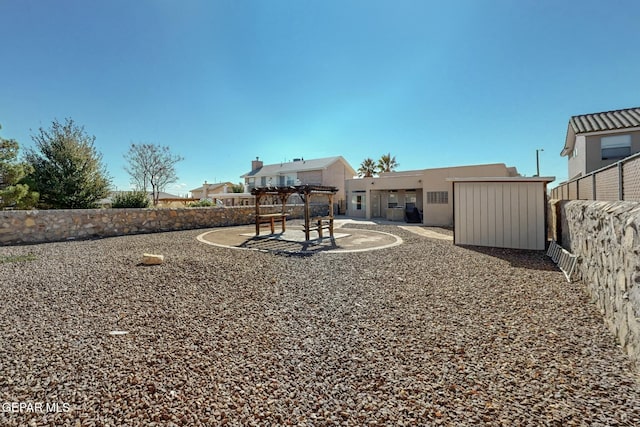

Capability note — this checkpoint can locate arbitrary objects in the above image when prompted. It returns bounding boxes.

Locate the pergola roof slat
[250,185,338,196]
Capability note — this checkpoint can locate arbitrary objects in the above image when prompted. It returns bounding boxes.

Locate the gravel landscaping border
[1,225,639,426]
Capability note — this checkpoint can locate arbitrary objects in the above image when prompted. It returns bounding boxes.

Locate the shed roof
[447,176,555,183]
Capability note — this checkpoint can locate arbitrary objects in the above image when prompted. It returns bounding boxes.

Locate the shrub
[112,191,151,208]
[188,199,215,207]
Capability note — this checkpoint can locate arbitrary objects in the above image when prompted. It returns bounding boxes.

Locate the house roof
[190,182,233,193]
[569,107,640,134]
[562,107,640,157]
[241,156,355,178]
[155,191,184,200]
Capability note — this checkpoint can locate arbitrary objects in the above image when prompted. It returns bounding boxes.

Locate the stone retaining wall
[0,205,329,245]
[558,200,640,365]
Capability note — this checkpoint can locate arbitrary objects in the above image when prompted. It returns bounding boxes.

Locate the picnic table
[255,212,288,236]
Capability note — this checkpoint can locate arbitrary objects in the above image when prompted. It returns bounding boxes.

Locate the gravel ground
[1,225,639,426]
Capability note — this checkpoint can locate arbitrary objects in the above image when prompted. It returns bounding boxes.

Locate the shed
[448,177,555,250]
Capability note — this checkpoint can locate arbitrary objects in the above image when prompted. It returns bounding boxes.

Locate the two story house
[560,107,640,180]
[190,181,235,199]
[189,181,254,206]
[241,156,356,208]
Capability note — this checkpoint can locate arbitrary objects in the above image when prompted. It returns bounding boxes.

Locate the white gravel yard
[1,224,639,426]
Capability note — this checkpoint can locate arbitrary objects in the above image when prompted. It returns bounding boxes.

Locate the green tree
[377,153,398,173]
[357,158,377,177]
[25,118,111,209]
[111,191,151,208]
[0,126,39,209]
[124,143,183,206]
[231,182,245,193]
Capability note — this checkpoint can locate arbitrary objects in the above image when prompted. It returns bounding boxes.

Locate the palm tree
[357,158,377,177]
[377,153,398,173]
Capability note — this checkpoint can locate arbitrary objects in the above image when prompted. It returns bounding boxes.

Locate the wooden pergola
[250,185,338,240]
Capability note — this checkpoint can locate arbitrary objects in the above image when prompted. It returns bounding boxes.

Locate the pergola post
[280,192,288,232]
[303,190,311,241]
[255,194,262,235]
[328,193,334,237]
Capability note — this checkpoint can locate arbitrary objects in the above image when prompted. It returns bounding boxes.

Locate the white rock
[142,253,164,265]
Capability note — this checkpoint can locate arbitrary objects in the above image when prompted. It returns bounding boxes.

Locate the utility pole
[536,148,544,176]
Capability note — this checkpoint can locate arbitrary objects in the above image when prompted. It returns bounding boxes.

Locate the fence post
[618,162,624,200]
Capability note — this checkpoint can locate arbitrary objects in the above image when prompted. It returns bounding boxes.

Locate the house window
[601,135,631,160]
[388,192,398,208]
[351,193,365,210]
[427,191,448,204]
[405,191,417,210]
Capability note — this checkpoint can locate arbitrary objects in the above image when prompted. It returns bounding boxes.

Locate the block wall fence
[552,199,640,366]
[0,205,329,245]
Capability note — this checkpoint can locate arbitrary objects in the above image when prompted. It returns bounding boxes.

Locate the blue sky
[1,0,639,195]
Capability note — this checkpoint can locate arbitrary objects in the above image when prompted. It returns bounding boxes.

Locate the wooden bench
[303,216,334,239]
[255,213,289,235]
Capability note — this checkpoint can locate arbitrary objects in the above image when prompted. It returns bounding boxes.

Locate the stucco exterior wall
[422,164,516,226]
[322,161,352,203]
[567,135,587,179]
[297,170,323,186]
[580,130,640,177]
[559,200,640,365]
[0,205,329,246]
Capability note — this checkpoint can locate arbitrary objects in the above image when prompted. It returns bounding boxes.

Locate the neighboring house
[241,156,356,207]
[99,191,195,208]
[560,107,640,180]
[190,181,235,200]
[345,163,520,226]
[190,181,253,206]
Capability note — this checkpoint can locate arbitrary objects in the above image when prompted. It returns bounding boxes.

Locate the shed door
[454,182,546,250]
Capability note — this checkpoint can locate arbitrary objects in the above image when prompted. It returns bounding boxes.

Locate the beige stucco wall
[322,161,352,203]
[345,163,518,226]
[567,135,587,179]
[297,170,323,186]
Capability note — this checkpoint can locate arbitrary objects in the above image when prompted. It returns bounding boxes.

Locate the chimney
[252,156,263,171]
[202,181,208,199]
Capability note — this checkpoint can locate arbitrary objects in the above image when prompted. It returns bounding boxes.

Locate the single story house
[345,163,520,226]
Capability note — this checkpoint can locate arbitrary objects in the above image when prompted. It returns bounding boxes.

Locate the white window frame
[601,135,631,160]
[427,191,448,204]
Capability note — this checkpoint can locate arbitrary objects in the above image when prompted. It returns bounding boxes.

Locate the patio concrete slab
[197,222,402,254]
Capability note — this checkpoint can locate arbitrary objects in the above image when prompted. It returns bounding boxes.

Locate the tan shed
[449,177,555,250]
